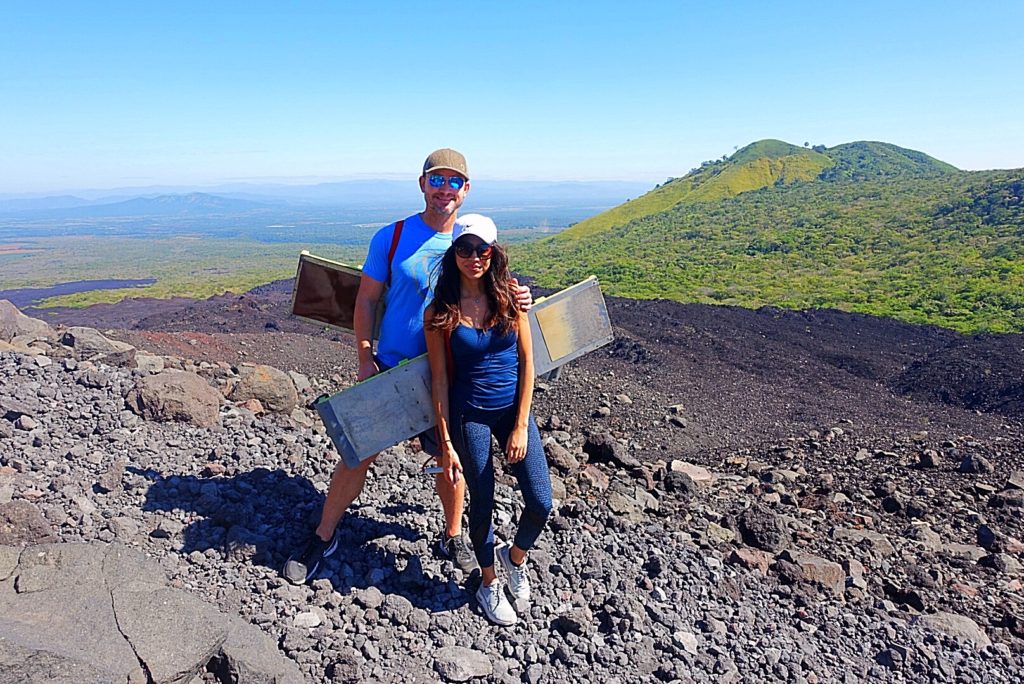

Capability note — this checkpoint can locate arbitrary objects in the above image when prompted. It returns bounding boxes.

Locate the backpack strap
[385,219,404,287]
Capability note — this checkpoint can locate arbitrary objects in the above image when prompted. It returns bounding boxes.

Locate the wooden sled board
[290,251,364,334]
[315,355,434,468]
[529,277,613,376]
[313,276,614,468]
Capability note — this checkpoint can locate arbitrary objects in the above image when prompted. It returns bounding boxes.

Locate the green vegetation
[563,140,834,240]
[515,139,1023,334]
[821,141,958,181]
[0,237,365,308]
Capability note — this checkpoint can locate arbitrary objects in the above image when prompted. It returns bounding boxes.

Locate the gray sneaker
[437,533,480,574]
[497,544,531,602]
[282,530,339,585]
[476,580,517,626]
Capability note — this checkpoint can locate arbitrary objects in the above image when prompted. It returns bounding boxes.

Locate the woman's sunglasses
[454,241,493,259]
[427,173,466,191]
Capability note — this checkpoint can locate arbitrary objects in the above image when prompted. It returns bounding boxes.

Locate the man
[283,148,530,584]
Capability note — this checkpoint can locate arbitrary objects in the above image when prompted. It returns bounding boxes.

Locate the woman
[424,214,552,626]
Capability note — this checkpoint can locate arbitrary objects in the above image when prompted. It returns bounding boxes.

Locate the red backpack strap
[385,219,404,287]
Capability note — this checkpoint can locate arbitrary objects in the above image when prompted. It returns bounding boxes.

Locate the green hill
[560,140,833,239]
[556,139,956,242]
[515,140,1023,334]
[821,141,959,181]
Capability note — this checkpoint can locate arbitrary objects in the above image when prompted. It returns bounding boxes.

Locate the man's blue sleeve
[362,223,394,283]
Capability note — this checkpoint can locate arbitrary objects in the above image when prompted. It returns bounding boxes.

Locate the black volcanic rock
[738,505,789,553]
[583,431,641,469]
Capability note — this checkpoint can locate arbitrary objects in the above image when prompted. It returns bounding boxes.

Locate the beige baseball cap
[423,148,469,178]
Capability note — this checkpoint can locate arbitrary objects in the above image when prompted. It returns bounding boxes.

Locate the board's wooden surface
[290,251,364,333]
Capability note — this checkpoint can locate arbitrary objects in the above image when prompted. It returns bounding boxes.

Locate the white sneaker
[476,580,517,626]
[497,544,531,602]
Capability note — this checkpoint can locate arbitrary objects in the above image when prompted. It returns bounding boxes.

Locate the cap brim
[424,166,468,178]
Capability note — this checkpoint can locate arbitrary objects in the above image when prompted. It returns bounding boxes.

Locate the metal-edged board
[529,276,614,377]
[290,251,364,334]
[315,355,433,468]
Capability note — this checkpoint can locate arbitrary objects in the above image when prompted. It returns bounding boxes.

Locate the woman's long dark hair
[427,241,518,334]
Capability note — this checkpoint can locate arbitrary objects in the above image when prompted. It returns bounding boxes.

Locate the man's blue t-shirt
[363,213,452,367]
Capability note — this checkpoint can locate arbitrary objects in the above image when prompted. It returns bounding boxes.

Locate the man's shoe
[282,530,339,585]
[437,533,480,574]
[476,580,517,626]
[497,544,531,602]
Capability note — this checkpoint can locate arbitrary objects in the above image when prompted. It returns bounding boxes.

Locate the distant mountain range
[0,180,653,217]
[514,139,1023,333]
[0,193,273,219]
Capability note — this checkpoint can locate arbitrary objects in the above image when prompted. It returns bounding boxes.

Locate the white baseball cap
[452,214,497,244]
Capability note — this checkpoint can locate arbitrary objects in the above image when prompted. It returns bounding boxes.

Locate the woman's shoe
[476,580,517,626]
[497,544,531,602]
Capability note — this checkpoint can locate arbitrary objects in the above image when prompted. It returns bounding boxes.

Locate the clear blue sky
[2,1,1022,194]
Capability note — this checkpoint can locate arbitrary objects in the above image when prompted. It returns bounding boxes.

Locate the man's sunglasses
[427,173,466,191]
[454,241,493,259]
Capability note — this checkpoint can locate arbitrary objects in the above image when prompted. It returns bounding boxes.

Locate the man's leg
[422,426,478,574]
[316,454,377,541]
[282,454,376,584]
[435,469,465,539]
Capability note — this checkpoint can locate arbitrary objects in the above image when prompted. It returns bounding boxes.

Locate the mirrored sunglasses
[454,241,493,259]
[427,173,466,191]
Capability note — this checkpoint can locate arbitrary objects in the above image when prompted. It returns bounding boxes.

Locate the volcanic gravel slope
[40,280,1023,453]
[7,281,1024,682]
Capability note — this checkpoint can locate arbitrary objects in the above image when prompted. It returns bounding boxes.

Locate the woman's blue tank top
[449,324,519,410]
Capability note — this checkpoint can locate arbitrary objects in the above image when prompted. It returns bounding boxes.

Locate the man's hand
[511,277,533,313]
[357,357,380,382]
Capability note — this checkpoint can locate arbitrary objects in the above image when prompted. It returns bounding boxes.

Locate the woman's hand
[440,448,463,484]
[506,426,528,464]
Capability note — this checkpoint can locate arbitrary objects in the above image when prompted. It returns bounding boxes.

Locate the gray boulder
[127,369,222,427]
[112,586,227,684]
[433,646,492,681]
[738,504,789,553]
[830,526,896,557]
[134,351,166,373]
[670,459,715,487]
[913,611,992,649]
[607,490,646,523]
[0,300,52,343]
[218,619,306,684]
[544,442,580,473]
[228,364,299,414]
[60,326,136,365]
[583,431,641,469]
[0,542,302,684]
[777,549,845,597]
[0,501,56,546]
[0,638,122,684]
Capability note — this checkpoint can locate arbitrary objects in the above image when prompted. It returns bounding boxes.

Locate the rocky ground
[4,284,1024,683]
